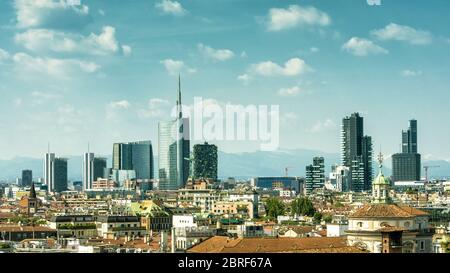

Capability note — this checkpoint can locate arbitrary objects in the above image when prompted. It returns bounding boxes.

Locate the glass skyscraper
[158,76,190,190]
[53,158,68,193]
[392,120,421,182]
[112,141,154,180]
[341,113,373,192]
[83,152,108,190]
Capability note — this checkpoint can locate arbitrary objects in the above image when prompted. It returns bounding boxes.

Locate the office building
[402,119,417,154]
[21,170,32,187]
[83,153,108,191]
[330,165,350,192]
[193,142,218,181]
[112,141,154,180]
[252,177,303,193]
[158,76,190,190]
[341,113,373,192]
[392,120,421,182]
[305,157,325,194]
[44,152,55,191]
[53,158,68,193]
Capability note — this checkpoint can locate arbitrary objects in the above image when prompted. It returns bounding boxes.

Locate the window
[357,222,363,228]
[404,222,410,228]
[420,241,425,250]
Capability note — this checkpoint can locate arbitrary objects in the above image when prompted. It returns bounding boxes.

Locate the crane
[284,166,293,177]
[423,165,440,183]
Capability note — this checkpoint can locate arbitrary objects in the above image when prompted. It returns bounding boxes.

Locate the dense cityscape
[1,77,449,254]
[1,0,450,258]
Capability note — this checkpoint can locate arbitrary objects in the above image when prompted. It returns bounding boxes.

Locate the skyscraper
[44,152,55,191]
[193,142,218,181]
[402,119,418,154]
[341,113,373,192]
[392,120,421,182]
[44,148,68,193]
[305,157,325,194]
[112,141,154,180]
[83,152,108,190]
[53,158,68,193]
[158,76,190,190]
[21,170,32,187]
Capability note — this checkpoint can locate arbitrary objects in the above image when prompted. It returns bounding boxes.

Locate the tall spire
[177,74,182,119]
[29,182,37,199]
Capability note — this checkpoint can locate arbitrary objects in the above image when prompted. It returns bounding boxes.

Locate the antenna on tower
[88,142,90,154]
[47,142,50,154]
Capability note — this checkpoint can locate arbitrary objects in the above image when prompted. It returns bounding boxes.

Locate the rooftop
[349,204,428,219]
[187,236,366,253]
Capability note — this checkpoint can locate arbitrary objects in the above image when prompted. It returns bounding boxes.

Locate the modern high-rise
[402,119,418,154]
[193,142,218,181]
[305,157,325,194]
[44,152,55,191]
[158,76,190,190]
[83,153,108,190]
[21,170,32,187]
[392,120,421,182]
[341,113,373,192]
[44,151,68,193]
[53,158,68,193]
[112,141,154,180]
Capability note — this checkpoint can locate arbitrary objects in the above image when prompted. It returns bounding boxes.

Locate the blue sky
[0,0,450,162]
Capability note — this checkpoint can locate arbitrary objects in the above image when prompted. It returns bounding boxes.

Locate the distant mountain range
[1,149,450,182]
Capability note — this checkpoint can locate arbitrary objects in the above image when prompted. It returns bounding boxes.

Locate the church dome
[373,172,390,185]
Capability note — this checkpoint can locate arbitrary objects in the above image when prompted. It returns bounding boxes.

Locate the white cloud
[155,0,186,16]
[307,119,336,133]
[109,100,130,109]
[198,43,234,61]
[98,9,105,16]
[15,26,131,56]
[0,48,10,62]
[310,47,319,53]
[267,5,331,31]
[122,45,132,56]
[250,58,311,77]
[237,73,252,85]
[342,37,388,56]
[138,98,171,118]
[240,51,248,58]
[371,23,432,45]
[13,52,100,78]
[14,0,90,29]
[278,86,302,97]
[401,70,423,77]
[160,59,196,75]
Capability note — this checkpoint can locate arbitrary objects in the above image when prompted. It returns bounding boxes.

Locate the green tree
[313,212,323,223]
[323,214,333,223]
[265,197,285,220]
[290,197,316,217]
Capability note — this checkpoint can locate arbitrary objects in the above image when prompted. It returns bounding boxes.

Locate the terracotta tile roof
[349,204,421,218]
[398,206,429,216]
[187,236,352,253]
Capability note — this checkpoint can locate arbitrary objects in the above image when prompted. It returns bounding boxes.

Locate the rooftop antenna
[47,142,50,154]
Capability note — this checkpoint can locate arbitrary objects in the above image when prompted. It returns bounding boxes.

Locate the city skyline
[0,0,450,162]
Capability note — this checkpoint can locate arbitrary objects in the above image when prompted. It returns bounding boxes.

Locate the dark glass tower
[393,120,421,182]
[53,158,68,193]
[341,113,373,192]
[112,141,154,180]
[21,170,32,187]
[193,142,218,180]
